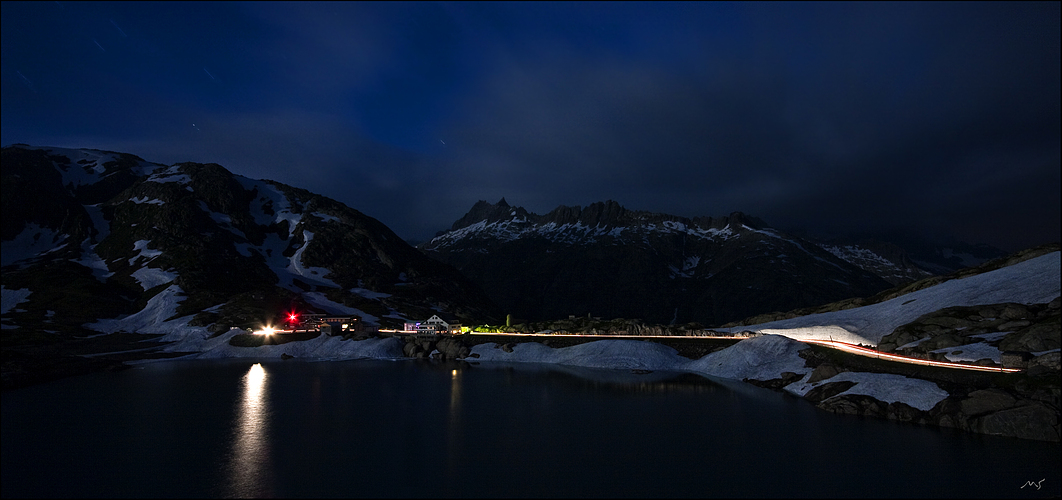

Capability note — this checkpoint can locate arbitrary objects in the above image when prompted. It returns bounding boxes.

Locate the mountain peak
[449,199,521,232]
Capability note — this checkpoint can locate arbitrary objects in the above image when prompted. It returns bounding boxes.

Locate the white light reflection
[224,363,275,497]
[446,368,464,478]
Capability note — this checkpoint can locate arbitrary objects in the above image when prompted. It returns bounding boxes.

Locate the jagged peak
[450,199,522,231]
[439,198,780,237]
[725,211,770,230]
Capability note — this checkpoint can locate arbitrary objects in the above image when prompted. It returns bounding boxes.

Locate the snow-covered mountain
[420,199,920,326]
[1,145,499,338]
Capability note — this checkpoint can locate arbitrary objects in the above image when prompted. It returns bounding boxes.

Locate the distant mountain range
[1,145,500,336]
[2,144,1008,336]
[419,199,1006,326]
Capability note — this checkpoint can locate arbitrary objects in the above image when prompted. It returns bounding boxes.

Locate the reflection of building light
[447,368,463,473]
[224,363,274,497]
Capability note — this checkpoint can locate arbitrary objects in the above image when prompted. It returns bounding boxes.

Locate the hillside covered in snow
[1,145,500,341]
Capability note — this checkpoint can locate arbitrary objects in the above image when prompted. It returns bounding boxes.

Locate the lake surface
[2,358,1059,498]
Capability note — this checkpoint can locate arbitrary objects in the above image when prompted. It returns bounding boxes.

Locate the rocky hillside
[420,199,913,326]
[1,145,500,338]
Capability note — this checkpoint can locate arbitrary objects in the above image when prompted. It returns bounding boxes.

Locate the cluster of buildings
[285,312,464,336]
[402,313,463,334]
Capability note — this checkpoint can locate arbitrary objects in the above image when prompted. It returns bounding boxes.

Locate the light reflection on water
[446,368,463,481]
[224,363,275,498]
[3,359,1059,498]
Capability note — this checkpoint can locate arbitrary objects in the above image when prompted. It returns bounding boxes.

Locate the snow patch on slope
[146,165,191,184]
[130,267,178,291]
[2,287,32,315]
[286,231,340,289]
[785,371,948,411]
[84,285,206,341]
[1,224,67,266]
[745,252,1060,346]
[128,240,163,265]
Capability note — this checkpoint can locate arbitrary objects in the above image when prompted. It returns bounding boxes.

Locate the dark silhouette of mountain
[420,199,914,326]
[1,145,500,335]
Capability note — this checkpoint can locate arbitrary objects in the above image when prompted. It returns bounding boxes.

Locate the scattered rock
[281,353,293,360]
[969,403,1060,442]
[818,394,887,417]
[999,316,1061,352]
[807,363,843,384]
[885,401,922,423]
[744,371,804,390]
[804,380,857,403]
[1001,304,1030,320]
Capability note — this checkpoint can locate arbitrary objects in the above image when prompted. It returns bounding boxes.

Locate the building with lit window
[403,313,462,334]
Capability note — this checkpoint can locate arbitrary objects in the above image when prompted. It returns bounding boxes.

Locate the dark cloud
[2,2,1058,250]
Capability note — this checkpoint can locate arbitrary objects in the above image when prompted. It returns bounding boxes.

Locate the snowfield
[744,251,1060,346]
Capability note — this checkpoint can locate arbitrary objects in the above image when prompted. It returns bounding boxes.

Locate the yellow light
[254,326,275,335]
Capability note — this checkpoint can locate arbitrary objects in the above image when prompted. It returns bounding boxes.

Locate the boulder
[999,317,1061,352]
[402,342,420,357]
[886,401,923,423]
[1027,365,1056,377]
[921,334,965,351]
[970,403,1060,442]
[1001,304,1030,320]
[998,320,1031,331]
[807,363,842,384]
[1031,351,1061,371]
[960,389,1016,416]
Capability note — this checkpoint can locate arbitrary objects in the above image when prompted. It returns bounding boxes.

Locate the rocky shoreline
[398,333,1060,443]
[5,329,1057,443]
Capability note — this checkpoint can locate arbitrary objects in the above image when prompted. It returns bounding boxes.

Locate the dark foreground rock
[798,346,1060,442]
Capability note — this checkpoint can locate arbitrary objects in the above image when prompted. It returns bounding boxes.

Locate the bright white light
[254,326,275,335]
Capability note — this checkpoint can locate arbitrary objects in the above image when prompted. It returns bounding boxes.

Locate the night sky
[3,1,1059,251]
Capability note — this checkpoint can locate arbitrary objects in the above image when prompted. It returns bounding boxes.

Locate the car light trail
[464,332,751,340]
[801,339,1021,373]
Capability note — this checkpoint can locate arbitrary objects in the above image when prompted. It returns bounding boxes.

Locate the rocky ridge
[422,199,912,326]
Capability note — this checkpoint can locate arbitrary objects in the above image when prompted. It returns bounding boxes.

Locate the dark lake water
[2,358,1059,498]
